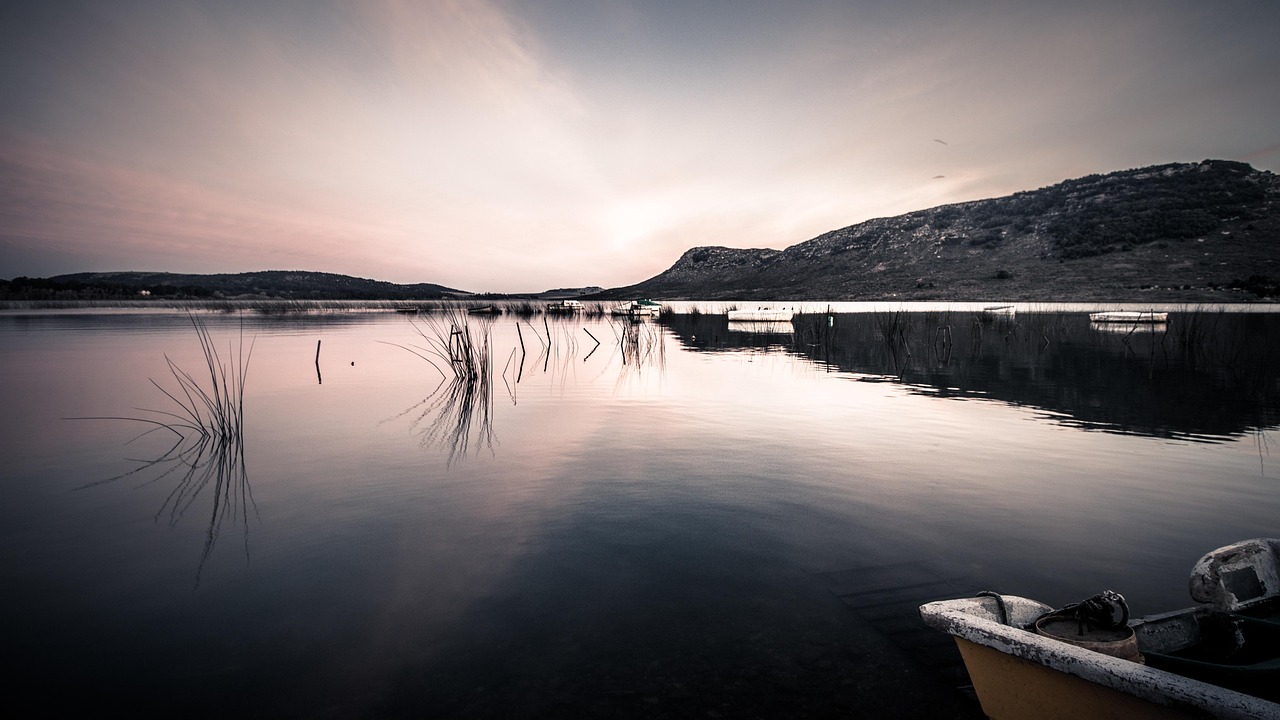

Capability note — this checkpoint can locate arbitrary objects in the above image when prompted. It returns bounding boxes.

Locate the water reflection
[395,373,496,464]
[385,312,497,464]
[664,311,1280,440]
[6,309,1279,716]
[1090,321,1168,335]
[615,317,666,373]
[388,316,669,460]
[727,319,795,335]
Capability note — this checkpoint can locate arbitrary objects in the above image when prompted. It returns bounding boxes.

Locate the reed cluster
[167,317,253,439]
[70,315,256,587]
[391,310,496,463]
[71,315,253,446]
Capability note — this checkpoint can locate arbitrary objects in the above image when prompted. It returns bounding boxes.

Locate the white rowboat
[1089,311,1169,323]
[727,308,793,322]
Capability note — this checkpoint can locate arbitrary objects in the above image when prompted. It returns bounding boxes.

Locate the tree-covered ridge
[1,270,461,301]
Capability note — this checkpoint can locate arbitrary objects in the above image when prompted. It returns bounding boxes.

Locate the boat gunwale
[726,308,794,322]
[919,595,1280,720]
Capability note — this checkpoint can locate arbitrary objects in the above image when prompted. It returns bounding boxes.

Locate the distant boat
[1089,311,1169,323]
[981,305,1016,318]
[547,299,584,314]
[727,308,793,322]
[467,305,497,315]
[611,300,661,317]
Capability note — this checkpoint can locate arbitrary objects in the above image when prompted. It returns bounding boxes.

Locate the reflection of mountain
[663,312,1280,440]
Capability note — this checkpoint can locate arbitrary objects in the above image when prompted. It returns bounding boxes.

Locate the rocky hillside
[607,160,1280,302]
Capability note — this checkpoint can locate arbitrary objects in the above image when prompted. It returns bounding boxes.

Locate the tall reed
[70,315,256,587]
[387,309,496,463]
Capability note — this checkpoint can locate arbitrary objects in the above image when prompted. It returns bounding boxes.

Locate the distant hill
[606,159,1280,302]
[4,270,463,301]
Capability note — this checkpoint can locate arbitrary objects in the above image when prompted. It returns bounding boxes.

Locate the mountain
[607,160,1280,302]
[17,270,463,300]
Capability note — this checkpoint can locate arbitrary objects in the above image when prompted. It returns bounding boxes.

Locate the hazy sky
[2,1,1278,292]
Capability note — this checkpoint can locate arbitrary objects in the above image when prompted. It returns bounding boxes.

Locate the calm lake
[2,304,1277,717]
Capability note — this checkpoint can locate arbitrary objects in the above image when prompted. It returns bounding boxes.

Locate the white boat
[1089,311,1169,323]
[547,299,584,313]
[982,305,1016,318]
[610,299,661,317]
[727,308,793,322]
[920,538,1280,719]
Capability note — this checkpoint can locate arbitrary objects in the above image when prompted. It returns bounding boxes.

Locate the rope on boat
[976,591,1010,626]
[1037,590,1130,635]
[973,590,1131,633]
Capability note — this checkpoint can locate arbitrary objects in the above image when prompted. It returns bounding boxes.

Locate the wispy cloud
[2,1,1277,290]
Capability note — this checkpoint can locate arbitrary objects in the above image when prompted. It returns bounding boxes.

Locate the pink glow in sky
[2,1,1278,292]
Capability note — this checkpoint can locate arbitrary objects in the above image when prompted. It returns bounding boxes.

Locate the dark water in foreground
[1,307,1277,717]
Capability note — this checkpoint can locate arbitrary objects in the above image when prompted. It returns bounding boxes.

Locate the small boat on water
[546,299,584,314]
[727,308,793,322]
[920,538,1280,719]
[611,299,661,317]
[1089,310,1169,323]
[982,305,1016,318]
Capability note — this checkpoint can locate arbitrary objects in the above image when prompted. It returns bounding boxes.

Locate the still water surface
[1,307,1277,716]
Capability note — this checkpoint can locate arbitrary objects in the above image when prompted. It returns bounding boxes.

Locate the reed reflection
[385,311,496,464]
[389,315,668,461]
[614,317,666,373]
[71,316,255,587]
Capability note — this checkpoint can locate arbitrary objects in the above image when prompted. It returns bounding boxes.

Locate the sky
[2,1,1278,293]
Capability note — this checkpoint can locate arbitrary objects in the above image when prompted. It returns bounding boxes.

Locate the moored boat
[920,538,1280,719]
[727,307,793,322]
[982,305,1016,318]
[1089,311,1169,323]
[547,299,584,313]
[611,299,661,317]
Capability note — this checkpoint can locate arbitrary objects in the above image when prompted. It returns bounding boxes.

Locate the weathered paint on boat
[921,595,1279,719]
[920,539,1280,720]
